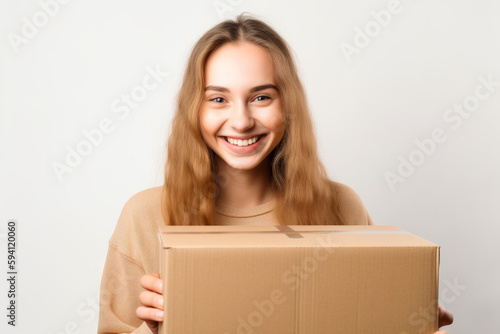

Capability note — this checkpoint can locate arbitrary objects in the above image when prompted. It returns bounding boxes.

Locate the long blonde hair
[161,13,345,225]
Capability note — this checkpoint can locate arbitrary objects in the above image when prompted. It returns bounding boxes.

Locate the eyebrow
[204,84,279,93]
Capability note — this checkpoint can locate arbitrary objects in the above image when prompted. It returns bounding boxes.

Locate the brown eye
[255,96,270,102]
[210,97,226,103]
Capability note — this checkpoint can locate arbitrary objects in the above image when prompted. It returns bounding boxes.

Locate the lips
[224,135,264,146]
[219,134,266,153]
[223,134,264,140]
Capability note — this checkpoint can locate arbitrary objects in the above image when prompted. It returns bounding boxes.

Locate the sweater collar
[214,197,277,218]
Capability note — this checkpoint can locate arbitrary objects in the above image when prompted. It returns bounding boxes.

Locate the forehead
[204,42,276,88]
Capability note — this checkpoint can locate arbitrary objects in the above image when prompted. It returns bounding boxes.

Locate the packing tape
[160,225,413,239]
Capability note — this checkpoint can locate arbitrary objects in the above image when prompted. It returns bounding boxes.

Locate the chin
[225,159,261,171]
[228,163,258,171]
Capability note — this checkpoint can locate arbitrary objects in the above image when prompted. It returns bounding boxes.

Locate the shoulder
[108,186,164,252]
[329,180,374,225]
[120,186,163,218]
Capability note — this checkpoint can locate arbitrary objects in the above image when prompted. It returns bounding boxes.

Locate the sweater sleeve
[97,242,153,334]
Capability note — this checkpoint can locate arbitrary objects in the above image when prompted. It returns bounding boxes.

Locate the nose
[228,101,254,132]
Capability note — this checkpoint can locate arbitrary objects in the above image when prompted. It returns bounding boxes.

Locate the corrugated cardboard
[157,225,440,334]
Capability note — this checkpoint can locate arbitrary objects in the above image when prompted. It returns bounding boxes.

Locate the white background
[1,0,499,333]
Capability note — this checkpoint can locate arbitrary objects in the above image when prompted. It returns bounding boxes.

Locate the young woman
[97,13,453,334]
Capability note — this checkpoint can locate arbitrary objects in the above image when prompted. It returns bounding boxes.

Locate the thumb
[438,304,454,327]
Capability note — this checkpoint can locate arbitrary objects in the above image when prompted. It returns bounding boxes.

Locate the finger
[140,273,163,294]
[434,331,448,334]
[139,290,164,310]
[438,305,454,327]
[136,305,164,322]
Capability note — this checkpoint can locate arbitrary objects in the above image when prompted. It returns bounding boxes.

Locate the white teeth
[226,136,260,147]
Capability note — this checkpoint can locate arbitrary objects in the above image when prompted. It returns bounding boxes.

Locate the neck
[215,155,274,209]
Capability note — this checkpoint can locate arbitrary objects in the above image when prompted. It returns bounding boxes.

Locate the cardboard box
[157,225,440,334]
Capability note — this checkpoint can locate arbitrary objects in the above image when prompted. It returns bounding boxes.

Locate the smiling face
[199,42,286,172]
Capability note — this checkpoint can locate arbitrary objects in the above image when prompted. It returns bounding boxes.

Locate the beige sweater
[97,182,374,334]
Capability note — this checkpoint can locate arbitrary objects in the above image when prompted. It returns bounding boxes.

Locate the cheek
[265,106,286,133]
[199,109,223,139]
